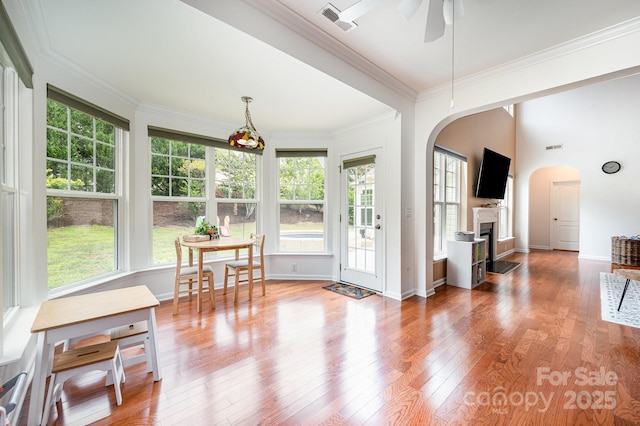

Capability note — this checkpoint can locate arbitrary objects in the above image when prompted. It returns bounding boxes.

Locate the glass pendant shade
[228,96,265,150]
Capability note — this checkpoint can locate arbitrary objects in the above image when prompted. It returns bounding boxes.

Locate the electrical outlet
[292,263,297,272]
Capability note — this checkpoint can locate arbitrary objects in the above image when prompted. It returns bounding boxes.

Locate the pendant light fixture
[228,96,265,150]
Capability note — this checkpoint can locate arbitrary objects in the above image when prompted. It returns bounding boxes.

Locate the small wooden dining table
[181,237,255,312]
[28,285,162,426]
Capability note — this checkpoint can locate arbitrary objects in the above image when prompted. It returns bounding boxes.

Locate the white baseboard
[528,245,551,250]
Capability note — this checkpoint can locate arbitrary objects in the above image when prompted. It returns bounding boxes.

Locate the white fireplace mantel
[472,207,499,226]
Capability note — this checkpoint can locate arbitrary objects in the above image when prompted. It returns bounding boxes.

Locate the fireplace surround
[472,207,500,270]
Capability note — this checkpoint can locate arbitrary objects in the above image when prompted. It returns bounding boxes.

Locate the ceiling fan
[329,0,464,42]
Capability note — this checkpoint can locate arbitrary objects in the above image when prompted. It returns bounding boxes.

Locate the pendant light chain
[450,0,455,109]
[245,98,256,131]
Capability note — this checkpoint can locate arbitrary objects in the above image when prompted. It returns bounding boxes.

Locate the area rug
[322,283,377,299]
[600,272,640,328]
[487,260,521,275]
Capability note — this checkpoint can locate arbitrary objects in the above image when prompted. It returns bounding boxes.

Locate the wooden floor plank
[17,250,640,425]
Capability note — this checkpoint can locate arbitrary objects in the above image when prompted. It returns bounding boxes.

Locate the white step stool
[42,340,125,424]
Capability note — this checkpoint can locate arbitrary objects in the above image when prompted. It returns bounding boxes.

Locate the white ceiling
[22,0,640,135]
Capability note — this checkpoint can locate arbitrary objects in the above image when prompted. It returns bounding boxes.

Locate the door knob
[375,224,381,229]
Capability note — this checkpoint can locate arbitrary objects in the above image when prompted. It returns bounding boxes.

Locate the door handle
[375,224,381,230]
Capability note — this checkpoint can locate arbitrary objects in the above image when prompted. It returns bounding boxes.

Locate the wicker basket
[611,236,640,266]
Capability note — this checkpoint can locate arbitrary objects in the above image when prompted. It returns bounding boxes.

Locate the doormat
[600,272,640,328]
[487,260,521,275]
[322,283,377,299]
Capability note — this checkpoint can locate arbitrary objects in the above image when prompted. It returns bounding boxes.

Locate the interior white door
[340,151,383,292]
[551,181,580,251]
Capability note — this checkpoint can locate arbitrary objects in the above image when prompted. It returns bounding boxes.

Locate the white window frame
[276,149,327,253]
[45,91,127,291]
[212,147,259,243]
[498,175,514,239]
[1,65,19,321]
[433,146,466,258]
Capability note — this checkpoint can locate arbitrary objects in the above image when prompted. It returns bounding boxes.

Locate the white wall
[517,75,640,260]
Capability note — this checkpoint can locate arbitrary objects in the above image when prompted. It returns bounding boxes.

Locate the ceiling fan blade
[424,0,445,42]
[338,0,387,22]
[397,0,423,19]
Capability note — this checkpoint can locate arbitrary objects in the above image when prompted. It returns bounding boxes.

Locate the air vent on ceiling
[320,3,358,32]
[545,144,563,150]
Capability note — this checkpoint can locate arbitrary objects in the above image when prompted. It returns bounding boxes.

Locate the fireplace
[479,222,494,265]
[473,208,500,272]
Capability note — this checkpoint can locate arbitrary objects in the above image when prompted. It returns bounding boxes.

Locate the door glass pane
[346,163,375,273]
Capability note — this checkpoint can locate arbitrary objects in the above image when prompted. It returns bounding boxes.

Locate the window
[150,135,207,264]
[149,127,260,264]
[277,149,327,252]
[433,146,466,257]
[1,65,18,316]
[46,86,129,290]
[214,149,257,241]
[498,175,514,239]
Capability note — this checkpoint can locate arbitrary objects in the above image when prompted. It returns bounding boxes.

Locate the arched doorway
[529,166,581,251]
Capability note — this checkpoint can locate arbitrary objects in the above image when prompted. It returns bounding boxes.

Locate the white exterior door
[340,151,383,292]
[551,181,580,251]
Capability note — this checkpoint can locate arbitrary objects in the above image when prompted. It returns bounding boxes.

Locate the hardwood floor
[18,250,640,425]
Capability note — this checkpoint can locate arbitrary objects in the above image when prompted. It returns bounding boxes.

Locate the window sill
[1,306,39,366]
[48,271,137,300]
[498,236,515,243]
[271,252,332,257]
[433,253,447,262]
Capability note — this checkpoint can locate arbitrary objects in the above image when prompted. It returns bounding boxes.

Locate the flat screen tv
[475,148,511,199]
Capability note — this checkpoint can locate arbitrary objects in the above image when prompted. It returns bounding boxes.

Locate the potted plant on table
[195,216,219,239]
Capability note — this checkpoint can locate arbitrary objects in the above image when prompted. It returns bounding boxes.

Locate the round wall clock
[602,161,621,174]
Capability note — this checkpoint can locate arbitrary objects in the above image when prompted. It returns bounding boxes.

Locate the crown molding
[417,16,640,103]
[40,51,139,108]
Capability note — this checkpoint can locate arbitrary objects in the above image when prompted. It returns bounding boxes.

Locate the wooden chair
[174,237,215,314]
[223,233,265,302]
[42,340,125,424]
